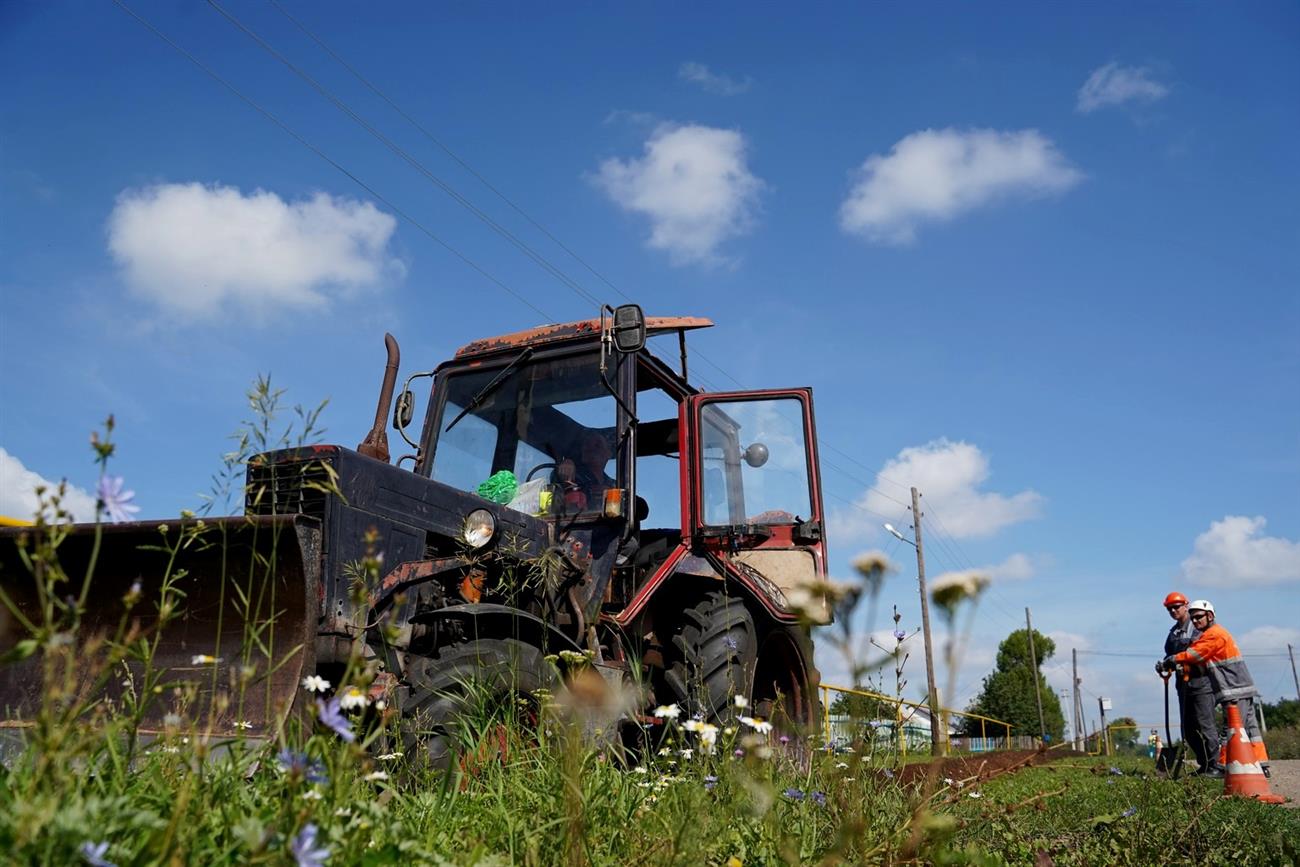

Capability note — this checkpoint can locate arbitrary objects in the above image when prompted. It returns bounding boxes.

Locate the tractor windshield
[424,352,616,513]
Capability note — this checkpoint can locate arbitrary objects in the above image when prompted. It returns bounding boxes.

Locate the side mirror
[393,389,414,430]
[743,442,769,468]
[612,304,646,353]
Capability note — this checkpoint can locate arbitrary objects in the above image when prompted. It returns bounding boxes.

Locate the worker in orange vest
[1158,591,1218,774]
[1161,600,1270,776]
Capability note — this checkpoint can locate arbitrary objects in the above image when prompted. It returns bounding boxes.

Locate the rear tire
[664,591,757,720]
[403,638,558,769]
[752,624,821,730]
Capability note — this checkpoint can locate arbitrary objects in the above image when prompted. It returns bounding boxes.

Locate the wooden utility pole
[1072,647,1083,751]
[911,487,944,757]
[1098,697,1110,757]
[1290,644,1300,702]
[1025,608,1046,742]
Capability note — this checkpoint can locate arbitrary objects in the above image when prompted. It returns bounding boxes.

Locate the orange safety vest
[1174,622,1268,764]
[1173,623,1256,702]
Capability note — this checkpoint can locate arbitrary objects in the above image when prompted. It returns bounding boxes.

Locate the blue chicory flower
[704,775,718,791]
[96,475,140,523]
[316,697,355,743]
[290,823,330,867]
[783,787,805,801]
[80,841,115,867]
[883,768,895,779]
[1108,766,1123,776]
[277,749,327,784]
[1121,807,1137,818]
[811,791,827,807]
[893,629,907,642]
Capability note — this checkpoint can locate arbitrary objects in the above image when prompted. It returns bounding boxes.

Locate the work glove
[1160,655,1178,673]
[1154,659,1165,676]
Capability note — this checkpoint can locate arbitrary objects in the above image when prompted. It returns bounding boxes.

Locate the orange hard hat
[1163,592,1188,607]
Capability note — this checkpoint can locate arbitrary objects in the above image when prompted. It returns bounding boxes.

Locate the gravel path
[1266,759,1299,808]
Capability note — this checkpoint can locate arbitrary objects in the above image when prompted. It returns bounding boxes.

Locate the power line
[112,0,555,323]
[267,0,633,307]
[206,0,606,309]
[217,0,976,534]
[1079,649,1290,659]
[125,0,1041,573]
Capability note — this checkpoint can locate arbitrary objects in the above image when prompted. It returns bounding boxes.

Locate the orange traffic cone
[1222,702,1285,804]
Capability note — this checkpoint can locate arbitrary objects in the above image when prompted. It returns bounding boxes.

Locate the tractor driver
[556,430,616,513]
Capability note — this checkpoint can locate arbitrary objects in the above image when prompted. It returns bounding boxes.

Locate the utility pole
[1025,608,1046,742]
[1098,697,1110,757]
[1072,647,1083,751]
[1290,644,1300,702]
[910,486,944,757]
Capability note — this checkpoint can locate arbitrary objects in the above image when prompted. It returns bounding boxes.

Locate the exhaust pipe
[357,333,400,463]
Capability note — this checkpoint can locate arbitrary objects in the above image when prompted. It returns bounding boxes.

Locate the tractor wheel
[402,638,559,770]
[664,591,757,720]
[752,623,821,731]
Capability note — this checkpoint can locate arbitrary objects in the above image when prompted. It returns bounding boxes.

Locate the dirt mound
[894,749,1050,787]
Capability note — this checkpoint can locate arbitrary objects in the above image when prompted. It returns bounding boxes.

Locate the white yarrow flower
[653,703,681,719]
[190,654,220,665]
[733,695,748,709]
[302,675,331,693]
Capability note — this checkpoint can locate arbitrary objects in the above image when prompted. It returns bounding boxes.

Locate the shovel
[1155,671,1186,778]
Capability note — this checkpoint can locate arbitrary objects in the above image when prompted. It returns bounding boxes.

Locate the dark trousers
[1178,684,1218,770]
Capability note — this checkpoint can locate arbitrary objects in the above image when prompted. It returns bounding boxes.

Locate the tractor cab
[396,305,830,629]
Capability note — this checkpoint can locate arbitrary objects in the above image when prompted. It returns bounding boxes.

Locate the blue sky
[2,1,1298,736]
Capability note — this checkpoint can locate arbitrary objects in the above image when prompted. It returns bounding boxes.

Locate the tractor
[0,305,831,762]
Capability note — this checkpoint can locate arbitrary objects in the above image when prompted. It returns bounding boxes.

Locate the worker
[1147,729,1161,760]
[556,430,616,513]
[1163,600,1270,776]
[1158,591,1219,775]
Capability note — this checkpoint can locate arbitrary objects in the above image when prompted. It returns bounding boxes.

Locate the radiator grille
[244,458,333,520]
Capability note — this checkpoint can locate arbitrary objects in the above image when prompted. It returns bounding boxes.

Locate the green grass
[2,723,1296,866]
[4,411,1297,866]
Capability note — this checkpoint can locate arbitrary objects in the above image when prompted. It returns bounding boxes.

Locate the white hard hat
[1188,599,1215,614]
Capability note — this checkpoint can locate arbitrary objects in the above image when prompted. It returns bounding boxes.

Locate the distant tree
[829,689,895,720]
[1261,698,1299,729]
[1107,716,1142,754]
[958,628,1066,740]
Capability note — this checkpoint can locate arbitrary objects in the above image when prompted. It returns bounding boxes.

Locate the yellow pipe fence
[820,683,1013,756]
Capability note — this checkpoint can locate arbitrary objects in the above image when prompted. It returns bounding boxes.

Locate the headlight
[462,509,496,549]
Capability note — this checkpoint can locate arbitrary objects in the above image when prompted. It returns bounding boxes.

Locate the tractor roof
[454,316,713,360]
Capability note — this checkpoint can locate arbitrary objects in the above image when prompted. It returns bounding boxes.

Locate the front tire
[403,638,558,769]
[664,591,757,720]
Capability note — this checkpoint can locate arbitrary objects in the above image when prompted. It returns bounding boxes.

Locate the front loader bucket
[0,515,319,741]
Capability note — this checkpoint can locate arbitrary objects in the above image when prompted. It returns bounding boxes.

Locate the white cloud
[592,124,764,265]
[1045,630,1090,654]
[107,182,399,318]
[678,61,752,96]
[1179,515,1300,588]
[985,553,1036,582]
[0,448,98,522]
[832,439,1043,541]
[838,128,1082,244]
[1235,625,1300,654]
[1076,62,1169,113]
